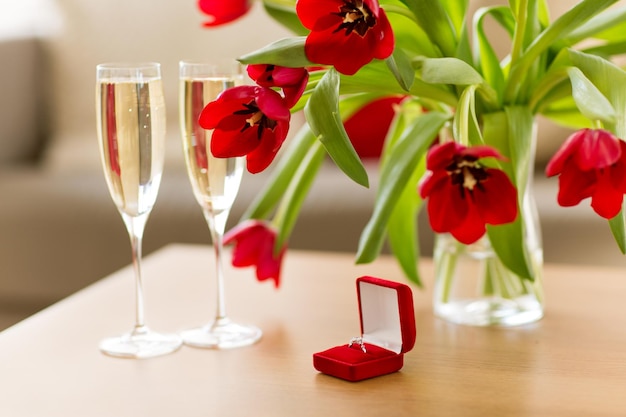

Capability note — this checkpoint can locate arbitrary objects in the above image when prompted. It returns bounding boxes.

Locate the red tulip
[224,220,286,288]
[199,85,291,173]
[296,0,395,75]
[197,0,252,27]
[419,142,518,244]
[343,95,405,159]
[546,128,626,219]
[246,64,309,108]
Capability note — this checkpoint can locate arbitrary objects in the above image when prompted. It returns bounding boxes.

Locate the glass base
[181,317,262,349]
[434,295,543,327]
[99,326,183,359]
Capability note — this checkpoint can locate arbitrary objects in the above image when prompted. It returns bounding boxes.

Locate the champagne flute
[95,62,182,358]
[178,60,262,349]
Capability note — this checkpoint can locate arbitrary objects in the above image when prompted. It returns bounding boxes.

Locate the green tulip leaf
[398,0,459,57]
[609,211,626,255]
[582,41,626,58]
[567,67,616,124]
[483,108,536,281]
[337,60,458,106]
[273,141,326,250]
[305,69,369,187]
[454,84,483,146]
[238,37,313,68]
[383,102,428,286]
[386,48,415,92]
[385,5,439,58]
[242,124,318,221]
[262,0,307,36]
[569,49,626,133]
[565,6,626,45]
[474,6,511,101]
[505,0,620,103]
[387,159,425,287]
[419,57,485,85]
[357,111,450,263]
[438,0,468,35]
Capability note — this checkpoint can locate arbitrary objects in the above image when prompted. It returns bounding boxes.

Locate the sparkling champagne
[178,61,262,349]
[96,78,166,217]
[179,77,243,215]
[95,62,181,359]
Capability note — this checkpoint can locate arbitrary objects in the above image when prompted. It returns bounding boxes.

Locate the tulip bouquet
[197,0,626,295]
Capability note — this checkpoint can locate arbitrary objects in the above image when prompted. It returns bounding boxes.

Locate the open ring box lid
[313,276,416,382]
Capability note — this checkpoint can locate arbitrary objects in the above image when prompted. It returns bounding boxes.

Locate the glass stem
[204,209,230,325]
[121,212,149,334]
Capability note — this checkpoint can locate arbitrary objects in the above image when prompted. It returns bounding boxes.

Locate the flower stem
[510,0,529,65]
[593,119,604,129]
[272,140,326,250]
[436,236,461,304]
[504,0,530,104]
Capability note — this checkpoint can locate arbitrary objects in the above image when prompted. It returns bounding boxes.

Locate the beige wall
[40,1,292,172]
[39,0,625,172]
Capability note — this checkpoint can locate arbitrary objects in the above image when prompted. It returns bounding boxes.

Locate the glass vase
[432,171,544,327]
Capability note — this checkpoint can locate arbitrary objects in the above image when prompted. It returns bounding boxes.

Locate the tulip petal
[305,29,374,76]
[256,88,292,121]
[427,181,467,233]
[576,129,621,170]
[473,169,518,225]
[227,224,264,267]
[210,122,260,157]
[610,144,626,192]
[545,129,584,177]
[419,170,446,199]
[425,141,461,170]
[462,145,507,161]
[199,99,241,130]
[224,220,265,244]
[198,0,252,27]
[450,203,487,244]
[546,129,622,177]
[246,65,309,108]
[246,137,281,173]
[555,163,596,207]
[270,67,309,87]
[370,10,395,59]
[224,220,286,288]
[296,0,343,29]
[255,236,283,287]
[591,170,625,219]
[344,96,404,158]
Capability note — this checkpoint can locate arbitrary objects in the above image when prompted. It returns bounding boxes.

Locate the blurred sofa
[0,0,624,330]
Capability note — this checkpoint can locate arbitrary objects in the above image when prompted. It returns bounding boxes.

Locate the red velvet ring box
[313,276,416,382]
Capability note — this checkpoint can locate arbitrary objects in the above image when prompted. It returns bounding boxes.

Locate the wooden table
[1,244,626,416]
